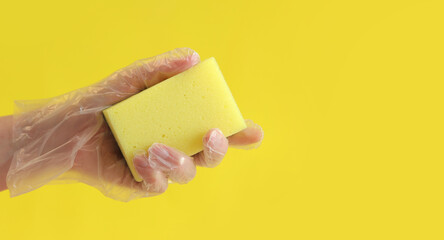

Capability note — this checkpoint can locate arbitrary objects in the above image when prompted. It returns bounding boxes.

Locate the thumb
[12,48,199,147]
[84,48,200,107]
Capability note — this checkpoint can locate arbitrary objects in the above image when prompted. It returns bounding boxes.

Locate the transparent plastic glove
[7,48,263,202]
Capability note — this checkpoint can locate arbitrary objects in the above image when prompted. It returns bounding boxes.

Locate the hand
[7,48,263,201]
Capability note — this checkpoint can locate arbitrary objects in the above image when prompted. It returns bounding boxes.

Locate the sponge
[103,57,246,182]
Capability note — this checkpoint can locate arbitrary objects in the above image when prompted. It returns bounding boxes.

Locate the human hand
[7,48,263,201]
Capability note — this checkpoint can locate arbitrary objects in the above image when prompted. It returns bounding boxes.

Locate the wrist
[0,115,13,191]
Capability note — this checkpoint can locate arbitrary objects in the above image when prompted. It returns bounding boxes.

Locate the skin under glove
[6,48,263,202]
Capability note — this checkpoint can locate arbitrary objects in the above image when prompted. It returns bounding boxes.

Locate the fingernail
[207,129,223,147]
[134,155,149,168]
[149,143,174,169]
[204,129,226,160]
[150,143,170,159]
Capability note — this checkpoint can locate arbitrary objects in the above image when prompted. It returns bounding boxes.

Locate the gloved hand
[6,48,263,202]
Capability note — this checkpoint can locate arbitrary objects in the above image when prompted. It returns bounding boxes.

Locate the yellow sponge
[103,57,246,182]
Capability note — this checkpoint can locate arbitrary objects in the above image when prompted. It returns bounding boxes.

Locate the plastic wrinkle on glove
[6,48,200,202]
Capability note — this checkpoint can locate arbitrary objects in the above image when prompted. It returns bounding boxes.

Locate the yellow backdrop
[1,0,443,239]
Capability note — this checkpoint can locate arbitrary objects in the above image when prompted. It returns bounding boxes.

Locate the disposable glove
[7,48,263,202]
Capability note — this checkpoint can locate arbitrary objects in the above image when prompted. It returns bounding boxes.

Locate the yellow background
[1,0,443,239]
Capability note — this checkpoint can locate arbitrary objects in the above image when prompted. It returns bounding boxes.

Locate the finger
[148,143,196,184]
[228,119,264,149]
[194,128,228,168]
[85,47,201,107]
[71,129,165,200]
[133,154,168,194]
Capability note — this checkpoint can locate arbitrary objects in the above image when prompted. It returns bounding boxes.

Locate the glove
[6,48,264,202]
